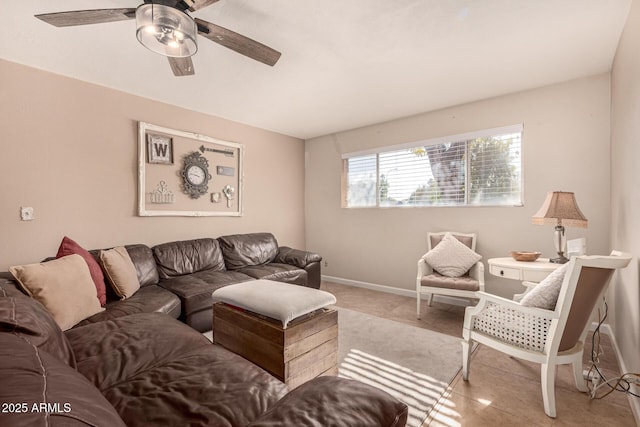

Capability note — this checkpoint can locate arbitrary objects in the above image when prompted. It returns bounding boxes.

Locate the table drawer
[490,264,521,280]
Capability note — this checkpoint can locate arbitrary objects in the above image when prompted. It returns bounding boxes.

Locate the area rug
[204,308,463,427]
[337,308,462,427]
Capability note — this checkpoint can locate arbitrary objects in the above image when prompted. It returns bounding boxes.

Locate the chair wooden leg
[427,293,434,307]
[461,340,471,381]
[572,354,587,392]
[416,292,421,319]
[541,363,557,418]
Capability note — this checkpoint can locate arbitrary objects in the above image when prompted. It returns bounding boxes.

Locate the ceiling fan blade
[182,0,220,12]
[35,9,136,27]
[168,57,195,76]
[195,18,281,66]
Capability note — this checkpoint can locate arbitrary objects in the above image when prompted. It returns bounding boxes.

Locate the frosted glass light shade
[136,4,197,58]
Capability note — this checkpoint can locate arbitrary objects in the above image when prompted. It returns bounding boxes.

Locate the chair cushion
[56,236,107,306]
[520,263,569,310]
[9,255,104,331]
[99,246,141,299]
[420,273,480,291]
[422,232,481,277]
[212,279,337,328]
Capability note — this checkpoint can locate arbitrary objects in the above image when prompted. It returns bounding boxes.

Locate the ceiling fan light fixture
[135,4,197,58]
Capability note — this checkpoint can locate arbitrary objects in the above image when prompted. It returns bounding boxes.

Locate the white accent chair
[461,252,631,418]
[416,232,485,319]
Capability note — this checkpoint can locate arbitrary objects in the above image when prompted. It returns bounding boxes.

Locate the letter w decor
[147,133,173,164]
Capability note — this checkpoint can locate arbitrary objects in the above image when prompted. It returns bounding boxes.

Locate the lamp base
[550,253,569,264]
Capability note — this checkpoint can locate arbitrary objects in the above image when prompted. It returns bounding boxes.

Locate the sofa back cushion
[0,294,76,368]
[218,233,279,270]
[0,334,126,427]
[125,244,160,287]
[153,238,226,279]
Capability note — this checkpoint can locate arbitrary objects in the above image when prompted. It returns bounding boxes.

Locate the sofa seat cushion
[0,334,126,427]
[219,233,279,270]
[237,263,307,285]
[74,285,180,327]
[420,272,480,291]
[153,238,226,279]
[159,270,254,316]
[65,313,288,427]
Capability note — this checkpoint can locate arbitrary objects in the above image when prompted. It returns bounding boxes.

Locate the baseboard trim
[321,275,473,307]
[599,323,640,423]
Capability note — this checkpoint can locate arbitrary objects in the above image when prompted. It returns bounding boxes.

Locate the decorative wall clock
[181,151,212,199]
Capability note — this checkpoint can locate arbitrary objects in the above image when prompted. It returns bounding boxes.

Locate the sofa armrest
[248,376,407,427]
[274,246,322,269]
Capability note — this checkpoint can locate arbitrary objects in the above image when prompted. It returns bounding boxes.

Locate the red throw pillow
[56,236,106,306]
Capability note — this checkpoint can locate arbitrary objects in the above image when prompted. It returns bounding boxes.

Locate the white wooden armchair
[461,252,631,418]
[416,232,484,319]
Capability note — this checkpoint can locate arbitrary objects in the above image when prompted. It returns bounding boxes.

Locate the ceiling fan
[35,0,281,76]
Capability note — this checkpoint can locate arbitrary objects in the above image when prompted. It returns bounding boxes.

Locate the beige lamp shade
[532,191,588,228]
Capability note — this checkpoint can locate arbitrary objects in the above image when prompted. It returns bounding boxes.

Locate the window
[342,125,522,208]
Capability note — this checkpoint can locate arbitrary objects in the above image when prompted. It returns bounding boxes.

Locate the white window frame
[341,124,524,208]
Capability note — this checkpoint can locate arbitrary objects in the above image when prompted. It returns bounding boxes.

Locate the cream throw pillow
[520,263,569,310]
[9,254,104,331]
[99,246,140,299]
[422,232,482,277]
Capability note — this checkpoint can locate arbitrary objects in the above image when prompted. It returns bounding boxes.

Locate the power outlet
[324,261,328,268]
[20,207,34,221]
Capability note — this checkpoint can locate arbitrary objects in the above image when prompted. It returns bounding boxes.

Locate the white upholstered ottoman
[212,280,338,388]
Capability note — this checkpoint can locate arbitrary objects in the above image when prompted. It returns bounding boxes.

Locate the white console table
[488,257,561,283]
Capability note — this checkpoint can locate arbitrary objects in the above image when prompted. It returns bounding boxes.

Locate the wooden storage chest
[213,302,338,389]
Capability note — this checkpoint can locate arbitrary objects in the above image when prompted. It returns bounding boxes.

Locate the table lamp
[532,191,588,264]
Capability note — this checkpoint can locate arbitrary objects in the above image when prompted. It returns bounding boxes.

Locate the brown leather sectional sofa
[0,278,408,426]
[78,232,323,332]
[0,232,408,426]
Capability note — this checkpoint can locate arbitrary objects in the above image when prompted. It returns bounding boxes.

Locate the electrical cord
[586,300,640,399]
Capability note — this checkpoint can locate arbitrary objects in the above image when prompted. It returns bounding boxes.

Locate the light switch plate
[20,207,34,221]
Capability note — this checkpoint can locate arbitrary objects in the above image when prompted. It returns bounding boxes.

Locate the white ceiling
[0,1,631,139]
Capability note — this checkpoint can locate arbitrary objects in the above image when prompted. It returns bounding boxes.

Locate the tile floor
[321,281,637,427]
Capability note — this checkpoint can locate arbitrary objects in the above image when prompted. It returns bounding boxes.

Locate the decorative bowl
[510,251,542,262]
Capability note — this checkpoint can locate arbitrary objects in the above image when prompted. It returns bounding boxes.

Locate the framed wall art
[138,122,244,217]
[147,133,173,164]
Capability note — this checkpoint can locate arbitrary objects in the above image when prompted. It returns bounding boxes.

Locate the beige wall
[610,0,640,402]
[306,75,611,298]
[0,59,305,269]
